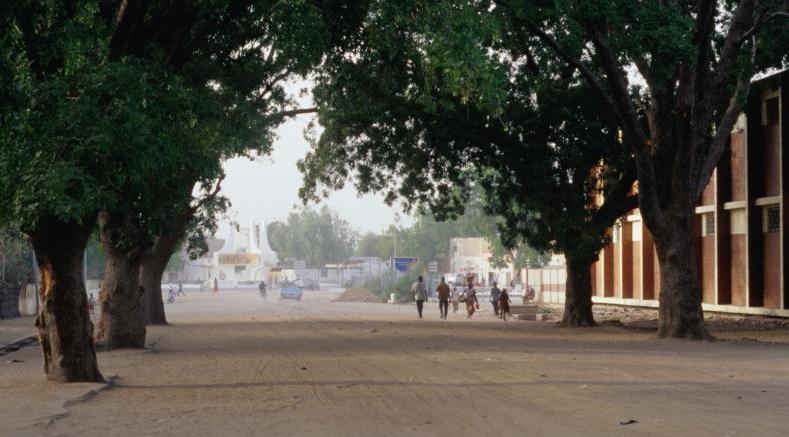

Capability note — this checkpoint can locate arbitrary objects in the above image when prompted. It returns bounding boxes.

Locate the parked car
[279,281,303,301]
[236,280,260,289]
[199,279,237,291]
[296,279,320,291]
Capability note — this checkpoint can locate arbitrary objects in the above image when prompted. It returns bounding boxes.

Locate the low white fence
[18,284,38,316]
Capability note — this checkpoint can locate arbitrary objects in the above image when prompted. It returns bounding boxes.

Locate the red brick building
[591,70,788,316]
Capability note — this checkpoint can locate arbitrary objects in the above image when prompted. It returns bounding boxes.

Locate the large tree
[112,0,367,332]
[0,1,166,380]
[140,184,227,325]
[89,0,367,347]
[0,0,367,379]
[496,0,789,338]
[299,1,636,326]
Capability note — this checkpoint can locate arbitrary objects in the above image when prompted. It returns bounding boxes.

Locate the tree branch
[526,26,601,89]
[585,22,650,151]
[190,175,225,214]
[582,22,665,228]
[259,68,293,99]
[590,159,638,230]
[713,0,756,91]
[268,107,318,119]
[694,39,755,200]
[738,8,789,43]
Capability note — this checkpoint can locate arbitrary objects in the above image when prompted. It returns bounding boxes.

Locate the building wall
[641,224,655,300]
[613,233,623,298]
[763,230,781,308]
[730,209,747,306]
[730,132,747,201]
[631,223,642,300]
[527,267,567,304]
[590,70,786,316]
[762,104,780,197]
[701,234,716,304]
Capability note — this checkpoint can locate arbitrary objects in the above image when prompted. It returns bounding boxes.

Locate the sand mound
[333,288,383,303]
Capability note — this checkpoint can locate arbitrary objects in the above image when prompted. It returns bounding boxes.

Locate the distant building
[346,256,387,278]
[449,237,518,286]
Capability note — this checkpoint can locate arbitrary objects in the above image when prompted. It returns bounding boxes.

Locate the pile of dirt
[333,288,384,303]
[704,315,789,332]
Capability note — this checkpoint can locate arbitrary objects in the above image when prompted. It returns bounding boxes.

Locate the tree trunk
[28,216,103,382]
[654,216,710,340]
[95,213,146,349]
[560,255,596,327]
[95,248,146,348]
[140,254,168,325]
[140,210,192,325]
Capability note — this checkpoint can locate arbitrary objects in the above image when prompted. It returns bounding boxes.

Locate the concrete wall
[524,267,566,304]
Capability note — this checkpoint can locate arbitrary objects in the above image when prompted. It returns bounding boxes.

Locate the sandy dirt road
[2,288,789,437]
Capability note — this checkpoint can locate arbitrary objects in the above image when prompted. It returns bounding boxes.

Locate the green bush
[361,271,420,302]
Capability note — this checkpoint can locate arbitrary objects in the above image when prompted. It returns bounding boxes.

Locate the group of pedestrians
[166,281,185,304]
[488,281,512,321]
[410,276,513,321]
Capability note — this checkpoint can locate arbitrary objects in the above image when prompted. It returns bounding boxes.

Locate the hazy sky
[219,108,409,235]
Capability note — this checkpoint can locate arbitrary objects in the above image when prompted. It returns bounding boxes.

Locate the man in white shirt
[411,276,427,319]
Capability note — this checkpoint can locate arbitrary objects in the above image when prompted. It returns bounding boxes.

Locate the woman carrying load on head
[461,275,479,319]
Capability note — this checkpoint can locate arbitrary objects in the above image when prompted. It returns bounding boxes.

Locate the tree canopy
[0,0,369,379]
[297,0,635,327]
[299,0,789,334]
[300,0,634,258]
[493,0,789,337]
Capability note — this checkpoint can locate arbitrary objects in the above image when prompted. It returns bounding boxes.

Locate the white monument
[214,220,278,282]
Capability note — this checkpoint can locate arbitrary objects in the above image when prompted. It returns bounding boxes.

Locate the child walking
[499,288,512,321]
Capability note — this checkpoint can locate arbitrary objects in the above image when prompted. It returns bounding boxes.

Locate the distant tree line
[268,201,547,271]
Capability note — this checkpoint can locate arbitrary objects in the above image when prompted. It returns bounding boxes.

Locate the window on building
[767,207,780,233]
[705,213,715,236]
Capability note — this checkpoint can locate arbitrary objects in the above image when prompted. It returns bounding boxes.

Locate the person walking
[450,285,460,313]
[411,276,428,319]
[499,288,512,321]
[436,277,450,319]
[489,281,502,316]
[87,293,97,319]
[177,281,185,296]
[213,278,219,295]
[461,279,479,319]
